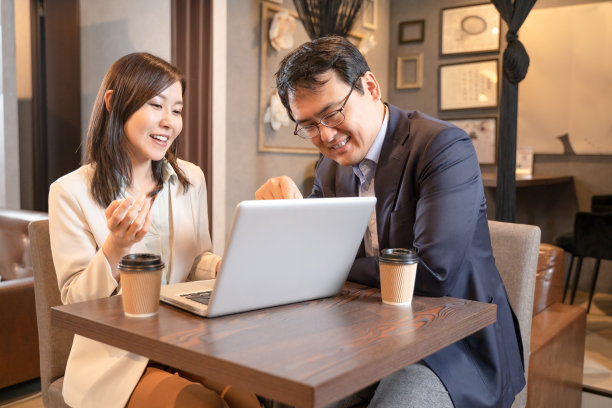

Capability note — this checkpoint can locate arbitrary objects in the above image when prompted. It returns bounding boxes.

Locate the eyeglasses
[293,76,361,139]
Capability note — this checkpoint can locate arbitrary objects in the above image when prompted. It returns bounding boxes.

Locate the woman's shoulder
[50,164,94,193]
[175,159,205,181]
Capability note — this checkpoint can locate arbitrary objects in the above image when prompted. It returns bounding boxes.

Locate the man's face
[289,70,383,167]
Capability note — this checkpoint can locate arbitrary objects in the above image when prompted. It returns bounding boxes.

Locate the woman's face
[123,80,183,166]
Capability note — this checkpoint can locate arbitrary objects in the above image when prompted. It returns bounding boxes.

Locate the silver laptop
[160,197,376,317]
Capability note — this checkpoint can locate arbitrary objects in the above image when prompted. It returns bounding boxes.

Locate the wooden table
[51,283,496,408]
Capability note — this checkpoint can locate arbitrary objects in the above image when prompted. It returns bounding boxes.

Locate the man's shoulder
[389,105,454,133]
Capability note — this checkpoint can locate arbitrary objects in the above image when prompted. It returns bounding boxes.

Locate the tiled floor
[2,291,611,408]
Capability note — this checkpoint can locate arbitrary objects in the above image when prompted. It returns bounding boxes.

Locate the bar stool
[568,211,612,313]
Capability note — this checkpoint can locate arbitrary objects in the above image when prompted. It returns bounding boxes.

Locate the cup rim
[118,253,165,271]
[379,248,418,264]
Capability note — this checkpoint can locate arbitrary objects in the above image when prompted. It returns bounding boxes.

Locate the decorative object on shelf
[293,0,363,39]
[399,20,424,44]
[448,117,497,164]
[439,59,498,111]
[396,54,423,89]
[264,91,290,131]
[362,0,377,30]
[358,32,377,55]
[556,133,576,155]
[516,146,534,175]
[268,10,296,51]
[441,3,500,55]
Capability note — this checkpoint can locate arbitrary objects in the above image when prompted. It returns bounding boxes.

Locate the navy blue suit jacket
[309,104,525,408]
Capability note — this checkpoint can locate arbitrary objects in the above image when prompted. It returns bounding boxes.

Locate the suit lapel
[374,104,412,244]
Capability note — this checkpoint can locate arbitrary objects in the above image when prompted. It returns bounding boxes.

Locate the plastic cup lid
[379,248,418,264]
[118,253,164,271]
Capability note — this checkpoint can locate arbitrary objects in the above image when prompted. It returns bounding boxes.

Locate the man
[256,36,525,408]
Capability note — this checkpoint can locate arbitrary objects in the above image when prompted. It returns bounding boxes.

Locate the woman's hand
[102,195,153,279]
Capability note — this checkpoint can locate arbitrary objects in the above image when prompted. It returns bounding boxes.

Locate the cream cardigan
[49,160,220,408]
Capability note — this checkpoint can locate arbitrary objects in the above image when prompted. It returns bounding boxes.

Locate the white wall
[0,0,19,208]
[79,0,171,144]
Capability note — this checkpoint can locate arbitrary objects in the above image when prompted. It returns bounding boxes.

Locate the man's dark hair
[275,35,370,121]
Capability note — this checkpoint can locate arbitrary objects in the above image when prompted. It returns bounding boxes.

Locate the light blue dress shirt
[352,104,388,257]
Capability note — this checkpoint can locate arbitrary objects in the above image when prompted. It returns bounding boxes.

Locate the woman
[49,53,258,408]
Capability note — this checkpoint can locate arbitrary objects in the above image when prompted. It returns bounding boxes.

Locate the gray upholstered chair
[29,219,72,408]
[488,220,540,408]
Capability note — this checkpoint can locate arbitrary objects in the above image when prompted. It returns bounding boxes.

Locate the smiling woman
[47,52,258,408]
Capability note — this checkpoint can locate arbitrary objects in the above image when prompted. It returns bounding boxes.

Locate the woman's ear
[104,90,113,112]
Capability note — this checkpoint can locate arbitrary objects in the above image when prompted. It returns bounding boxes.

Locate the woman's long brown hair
[84,52,190,207]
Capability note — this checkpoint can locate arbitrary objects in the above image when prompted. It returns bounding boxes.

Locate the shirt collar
[352,104,388,186]
[162,160,178,185]
[364,103,389,165]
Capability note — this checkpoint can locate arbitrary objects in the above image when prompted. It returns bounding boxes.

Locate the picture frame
[440,3,500,55]
[399,20,425,44]
[258,2,364,154]
[439,59,499,111]
[362,0,377,30]
[396,54,423,89]
[447,117,497,164]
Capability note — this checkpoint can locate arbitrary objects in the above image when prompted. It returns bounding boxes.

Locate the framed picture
[448,117,497,164]
[440,3,500,55]
[399,20,425,44]
[439,59,498,111]
[396,54,423,89]
[362,0,377,30]
[258,2,363,154]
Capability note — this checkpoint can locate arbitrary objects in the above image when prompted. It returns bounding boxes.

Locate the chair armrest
[0,276,35,291]
[530,303,586,354]
[528,303,586,408]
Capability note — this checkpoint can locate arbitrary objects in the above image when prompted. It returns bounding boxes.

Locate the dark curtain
[490,0,537,222]
[293,0,363,39]
[171,0,213,226]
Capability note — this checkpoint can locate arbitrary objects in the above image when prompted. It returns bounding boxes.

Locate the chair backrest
[591,194,612,213]
[28,219,73,407]
[488,220,540,408]
[574,211,612,260]
[0,208,48,281]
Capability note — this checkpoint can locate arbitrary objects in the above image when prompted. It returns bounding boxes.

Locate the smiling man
[255,36,525,408]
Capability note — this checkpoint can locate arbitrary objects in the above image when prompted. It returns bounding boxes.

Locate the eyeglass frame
[293,75,362,139]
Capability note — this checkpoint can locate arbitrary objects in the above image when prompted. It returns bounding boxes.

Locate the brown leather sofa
[527,243,587,407]
[0,208,48,389]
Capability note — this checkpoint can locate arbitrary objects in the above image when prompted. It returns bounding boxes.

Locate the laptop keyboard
[181,290,212,305]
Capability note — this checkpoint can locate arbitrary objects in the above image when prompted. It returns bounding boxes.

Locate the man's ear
[104,90,113,112]
[362,71,381,101]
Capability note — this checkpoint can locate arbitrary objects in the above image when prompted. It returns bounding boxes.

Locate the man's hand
[255,176,303,200]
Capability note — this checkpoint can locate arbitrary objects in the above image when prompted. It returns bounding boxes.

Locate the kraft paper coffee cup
[118,253,164,318]
[379,248,418,306]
